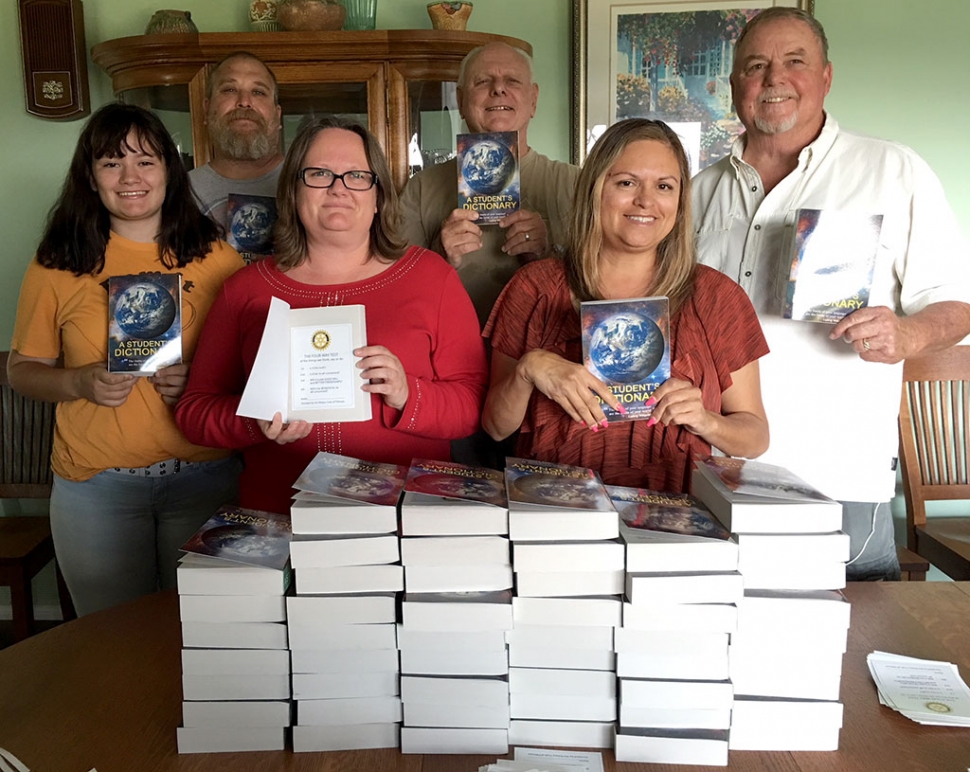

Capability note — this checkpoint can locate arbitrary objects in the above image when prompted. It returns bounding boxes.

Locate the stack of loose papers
[479,763,582,772]
[867,651,970,726]
[479,747,604,771]
[479,763,583,772]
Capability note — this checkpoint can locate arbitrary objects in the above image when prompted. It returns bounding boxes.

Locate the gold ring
[524,232,531,242]
[863,338,871,351]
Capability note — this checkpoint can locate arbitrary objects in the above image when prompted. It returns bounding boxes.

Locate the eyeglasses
[299,167,377,190]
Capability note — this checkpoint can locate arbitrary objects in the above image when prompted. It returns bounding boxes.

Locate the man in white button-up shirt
[693,7,970,580]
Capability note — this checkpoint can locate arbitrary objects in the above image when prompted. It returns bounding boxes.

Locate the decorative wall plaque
[18,0,91,120]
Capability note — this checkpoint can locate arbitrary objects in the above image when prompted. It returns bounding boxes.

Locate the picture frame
[571,0,816,170]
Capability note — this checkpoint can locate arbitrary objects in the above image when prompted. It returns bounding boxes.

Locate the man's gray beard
[210,123,275,161]
[753,113,799,135]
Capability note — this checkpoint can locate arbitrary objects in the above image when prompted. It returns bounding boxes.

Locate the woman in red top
[483,120,769,492]
[177,118,487,514]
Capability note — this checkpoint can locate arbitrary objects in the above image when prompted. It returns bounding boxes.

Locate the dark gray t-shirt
[189,163,282,263]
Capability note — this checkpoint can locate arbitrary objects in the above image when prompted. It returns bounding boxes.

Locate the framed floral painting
[571,0,815,171]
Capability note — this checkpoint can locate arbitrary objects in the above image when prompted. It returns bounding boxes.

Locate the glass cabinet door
[278,81,370,153]
[391,61,467,190]
[407,80,461,178]
[273,62,385,157]
[388,60,463,187]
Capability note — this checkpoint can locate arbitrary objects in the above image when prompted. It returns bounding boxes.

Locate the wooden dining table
[2,582,970,771]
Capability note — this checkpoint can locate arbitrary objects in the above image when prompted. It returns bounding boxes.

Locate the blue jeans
[50,456,242,616]
[842,501,901,581]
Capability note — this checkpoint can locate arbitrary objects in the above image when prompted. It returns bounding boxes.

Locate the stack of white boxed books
[175,506,292,754]
[610,486,740,767]
[287,452,406,753]
[505,458,621,751]
[398,459,513,755]
[691,456,849,752]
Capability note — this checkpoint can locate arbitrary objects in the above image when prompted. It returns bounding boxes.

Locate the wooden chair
[0,351,76,642]
[898,346,970,580]
[896,544,929,582]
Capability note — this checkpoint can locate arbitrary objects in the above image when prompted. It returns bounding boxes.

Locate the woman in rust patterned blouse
[482,119,769,493]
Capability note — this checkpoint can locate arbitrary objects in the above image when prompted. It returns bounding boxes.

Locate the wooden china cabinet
[91,30,531,191]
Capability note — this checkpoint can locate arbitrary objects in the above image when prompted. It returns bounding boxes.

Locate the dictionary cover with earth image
[107,273,182,374]
[401,459,510,537]
[693,456,834,503]
[505,458,613,512]
[290,452,406,537]
[608,484,737,573]
[608,485,731,541]
[457,131,520,224]
[227,193,278,264]
[505,459,619,542]
[581,296,670,422]
[780,208,883,323]
[691,456,842,535]
[404,459,508,508]
[293,451,407,507]
[180,505,292,571]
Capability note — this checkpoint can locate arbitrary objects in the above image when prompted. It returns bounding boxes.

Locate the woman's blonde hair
[274,117,406,269]
[565,119,696,313]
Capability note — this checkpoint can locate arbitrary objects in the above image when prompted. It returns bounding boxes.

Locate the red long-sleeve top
[176,247,488,515]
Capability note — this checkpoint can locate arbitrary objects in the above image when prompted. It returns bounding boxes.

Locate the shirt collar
[728,112,840,178]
